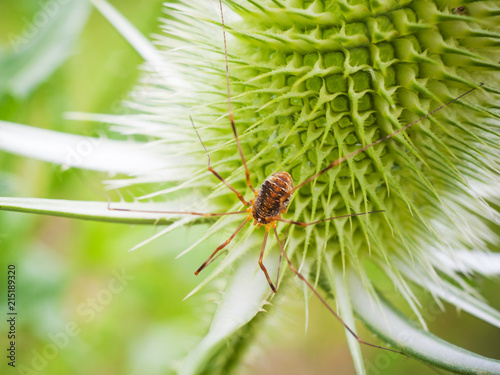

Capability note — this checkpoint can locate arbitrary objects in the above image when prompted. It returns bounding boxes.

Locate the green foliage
[0,0,91,100]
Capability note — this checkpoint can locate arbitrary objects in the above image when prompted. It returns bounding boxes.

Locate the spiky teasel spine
[154,0,499,297]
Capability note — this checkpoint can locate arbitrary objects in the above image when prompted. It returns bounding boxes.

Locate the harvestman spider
[109,0,483,356]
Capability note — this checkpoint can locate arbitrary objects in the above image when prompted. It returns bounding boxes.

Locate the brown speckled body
[252,172,294,224]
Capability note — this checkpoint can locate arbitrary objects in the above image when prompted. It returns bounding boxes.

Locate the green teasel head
[154,0,498,285]
[144,1,499,370]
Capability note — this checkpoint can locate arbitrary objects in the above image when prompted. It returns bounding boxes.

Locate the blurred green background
[0,1,499,374]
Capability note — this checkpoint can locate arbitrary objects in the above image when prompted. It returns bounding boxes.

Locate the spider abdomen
[252,171,294,224]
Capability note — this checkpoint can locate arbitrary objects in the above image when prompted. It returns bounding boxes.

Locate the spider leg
[78,170,247,217]
[274,244,283,292]
[191,117,251,205]
[272,228,405,355]
[218,0,255,195]
[108,206,247,217]
[258,228,277,293]
[106,194,247,217]
[272,210,385,227]
[279,84,483,205]
[195,216,250,275]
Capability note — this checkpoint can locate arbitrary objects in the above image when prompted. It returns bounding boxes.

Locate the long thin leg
[274,245,283,292]
[274,224,292,291]
[258,228,277,293]
[272,228,405,356]
[107,195,247,217]
[191,116,251,205]
[218,0,255,194]
[195,216,250,275]
[108,206,247,217]
[78,170,248,218]
[280,84,484,204]
[272,210,385,227]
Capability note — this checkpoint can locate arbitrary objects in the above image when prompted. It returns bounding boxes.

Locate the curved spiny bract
[252,171,294,224]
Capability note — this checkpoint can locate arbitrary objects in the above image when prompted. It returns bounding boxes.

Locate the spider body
[251,172,293,226]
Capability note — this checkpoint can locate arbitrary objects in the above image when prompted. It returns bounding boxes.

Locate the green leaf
[90,0,162,65]
[330,261,366,375]
[0,0,91,99]
[0,197,195,225]
[349,271,500,374]
[433,250,500,276]
[179,256,274,375]
[399,261,500,330]
[0,121,169,174]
